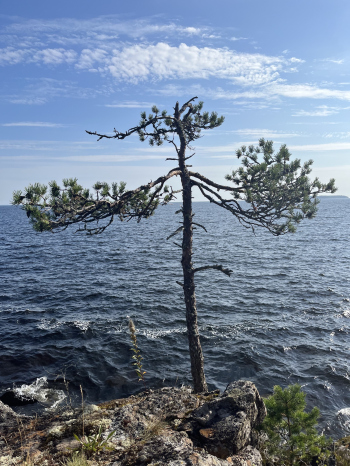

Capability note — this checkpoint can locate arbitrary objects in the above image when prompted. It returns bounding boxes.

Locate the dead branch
[192,222,207,233]
[166,226,184,240]
[193,264,233,277]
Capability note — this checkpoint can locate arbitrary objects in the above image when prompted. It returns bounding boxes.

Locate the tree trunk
[179,150,208,393]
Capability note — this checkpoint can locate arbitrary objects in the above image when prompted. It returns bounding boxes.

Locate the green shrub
[260,384,331,465]
[73,424,115,457]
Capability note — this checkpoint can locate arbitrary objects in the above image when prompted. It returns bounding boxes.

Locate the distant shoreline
[1,195,349,206]
[318,195,349,198]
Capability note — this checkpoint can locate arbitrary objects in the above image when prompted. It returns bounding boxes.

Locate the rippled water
[1,199,350,436]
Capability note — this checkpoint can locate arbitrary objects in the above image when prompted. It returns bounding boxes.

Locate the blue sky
[1,0,350,204]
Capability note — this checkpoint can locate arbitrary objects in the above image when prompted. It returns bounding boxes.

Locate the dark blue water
[1,199,350,436]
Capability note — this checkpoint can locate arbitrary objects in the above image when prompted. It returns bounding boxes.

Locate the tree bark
[177,123,208,393]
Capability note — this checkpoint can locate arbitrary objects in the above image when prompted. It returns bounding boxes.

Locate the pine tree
[12,97,336,393]
[261,384,330,465]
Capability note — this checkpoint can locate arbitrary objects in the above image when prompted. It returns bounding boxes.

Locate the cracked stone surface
[0,381,265,466]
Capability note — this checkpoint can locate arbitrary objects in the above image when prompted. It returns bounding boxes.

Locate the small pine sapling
[261,384,331,465]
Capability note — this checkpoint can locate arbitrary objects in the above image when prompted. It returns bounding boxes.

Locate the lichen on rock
[0,381,266,465]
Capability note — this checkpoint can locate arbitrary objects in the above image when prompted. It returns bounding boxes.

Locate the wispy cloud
[233,129,300,138]
[1,33,302,87]
[2,121,65,127]
[0,153,168,163]
[0,46,77,66]
[76,43,296,85]
[322,131,350,139]
[105,101,157,108]
[2,16,206,46]
[156,82,350,103]
[0,47,30,65]
[290,142,350,151]
[230,37,248,41]
[292,104,350,117]
[292,108,338,117]
[317,58,345,65]
[32,48,77,64]
[270,83,350,100]
[5,77,116,104]
[55,154,166,163]
[200,141,350,157]
[2,15,350,110]
[9,97,47,105]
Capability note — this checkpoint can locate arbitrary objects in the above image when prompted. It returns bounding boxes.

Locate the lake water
[0,199,349,437]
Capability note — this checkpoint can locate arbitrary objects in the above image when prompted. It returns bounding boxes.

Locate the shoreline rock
[0,380,265,465]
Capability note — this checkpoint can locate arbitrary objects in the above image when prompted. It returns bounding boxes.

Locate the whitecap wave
[337,407,350,431]
[73,320,90,332]
[37,319,63,330]
[13,377,66,411]
[142,327,186,339]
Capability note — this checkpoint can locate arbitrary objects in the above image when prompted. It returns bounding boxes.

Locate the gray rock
[227,446,263,466]
[0,400,18,422]
[183,380,266,459]
[0,380,266,466]
[0,400,27,431]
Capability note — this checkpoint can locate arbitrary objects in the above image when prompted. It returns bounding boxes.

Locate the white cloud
[184,27,201,35]
[323,131,350,139]
[318,58,345,65]
[0,153,168,163]
[9,97,47,105]
[292,104,350,117]
[157,82,350,104]
[2,121,65,127]
[204,34,221,39]
[269,83,350,101]
[5,77,115,105]
[233,129,300,138]
[1,41,301,89]
[75,48,108,69]
[105,43,292,84]
[230,37,247,41]
[197,141,350,158]
[32,48,77,64]
[0,47,30,65]
[290,142,350,151]
[105,101,157,108]
[292,109,338,117]
[2,16,205,45]
[289,57,305,63]
[0,47,77,66]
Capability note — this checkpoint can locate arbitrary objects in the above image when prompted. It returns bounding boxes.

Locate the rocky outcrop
[182,380,267,459]
[0,399,26,433]
[0,380,266,466]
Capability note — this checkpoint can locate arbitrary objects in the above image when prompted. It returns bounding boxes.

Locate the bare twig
[193,264,233,277]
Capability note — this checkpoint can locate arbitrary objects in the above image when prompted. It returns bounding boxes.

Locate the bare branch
[86,114,174,142]
[192,222,207,233]
[178,97,198,116]
[189,171,243,193]
[193,264,233,277]
[166,226,183,241]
